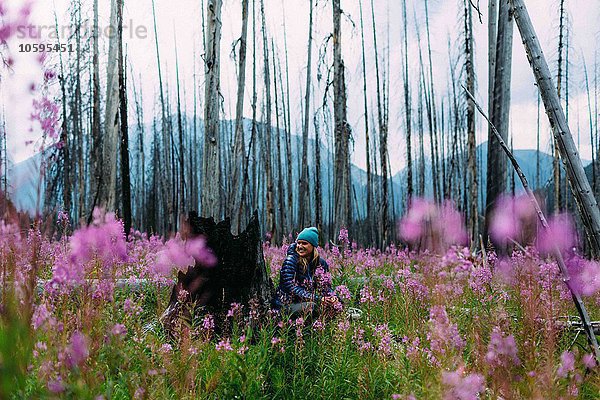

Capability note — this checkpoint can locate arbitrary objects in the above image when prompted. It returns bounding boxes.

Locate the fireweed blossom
[442,369,485,400]
[560,256,600,297]
[66,331,89,368]
[31,96,60,141]
[69,209,127,267]
[557,351,575,378]
[485,328,520,368]
[427,305,465,355]
[152,235,216,277]
[398,199,467,251]
[536,214,577,256]
[489,195,537,246]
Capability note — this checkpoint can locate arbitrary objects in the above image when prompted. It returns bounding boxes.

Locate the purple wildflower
[442,369,485,400]
[427,305,465,354]
[338,227,349,246]
[334,285,351,301]
[160,343,173,354]
[489,195,536,246]
[110,323,127,338]
[47,378,65,393]
[557,351,575,378]
[202,314,215,332]
[582,354,597,369]
[31,303,53,330]
[536,214,576,256]
[485,328,520,368]
[215,339,233,352]
[67,331,89,368]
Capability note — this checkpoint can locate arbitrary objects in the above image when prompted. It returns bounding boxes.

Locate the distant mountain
[10,115,583,221]
[7,152,44,215]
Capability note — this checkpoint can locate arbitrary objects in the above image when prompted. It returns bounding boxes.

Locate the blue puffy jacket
[272,243,333,309]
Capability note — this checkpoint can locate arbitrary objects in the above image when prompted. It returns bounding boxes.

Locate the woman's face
[296,240,314,258]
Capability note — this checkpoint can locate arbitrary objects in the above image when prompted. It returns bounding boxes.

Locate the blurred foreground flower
[536,214,576,256]
[152,235,216,276]
[66,331,89,368]
[442,368,485,400]
[489,195,537,246]
[398,199,467,252]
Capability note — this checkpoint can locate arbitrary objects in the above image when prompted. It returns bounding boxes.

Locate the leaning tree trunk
[161,211,274,335]
[510,0,600,257]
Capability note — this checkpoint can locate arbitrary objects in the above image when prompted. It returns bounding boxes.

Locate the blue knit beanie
[297,227,319,247]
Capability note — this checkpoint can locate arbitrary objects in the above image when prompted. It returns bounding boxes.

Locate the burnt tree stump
[160,211,274,335]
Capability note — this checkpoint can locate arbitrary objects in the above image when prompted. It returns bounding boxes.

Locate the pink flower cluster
[485,328,520,368]
[427,305,465,355]
[398,199,467,251]
[489,195,537,246]
[152,235,216,277]
[31,96,60,141]
[442,368,485,400]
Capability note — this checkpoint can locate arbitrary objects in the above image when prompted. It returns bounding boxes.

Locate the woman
[273,227,339,318]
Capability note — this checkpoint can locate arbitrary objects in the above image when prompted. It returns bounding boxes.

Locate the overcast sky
[2,0,599,174]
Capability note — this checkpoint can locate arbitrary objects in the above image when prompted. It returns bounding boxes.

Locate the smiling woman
[272,227,340,319]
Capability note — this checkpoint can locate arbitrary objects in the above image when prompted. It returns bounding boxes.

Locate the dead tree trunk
[89,0,101,223]
[553,0,566,213]
[260,0,275,240]
[174,32,185,225]
[281,2,294,233]
[485,0,513,243]
[510,0,600,257]
[464,0,478,244]
[465,84,600,364]
[161,212,274,334]
[273,39,287,241]
[118,7,131,237]
[370,0,387,244]
[333,0,352,241]
[230,0,249,234]
[299,0,314,229]
[402,0,412,203]
[101,0,122,212]
[202,0,223,218]
[358,0,373,244]
[314,112,323,245]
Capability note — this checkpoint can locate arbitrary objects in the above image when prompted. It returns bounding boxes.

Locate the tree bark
[464,0,478,244]
[299,0,314,229]
[370,0,387,244]
[485,0,513,243]
[333,0,351,242]
[401,0,412,203]
[202,0,223,218]
[358,0,373,244]
[259,0,275,239]
[100,0,122,212]
[230,0,249,234]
